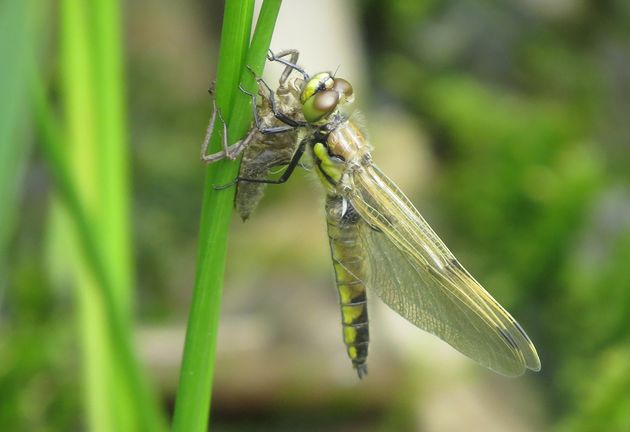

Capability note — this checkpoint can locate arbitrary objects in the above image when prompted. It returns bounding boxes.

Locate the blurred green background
[2,0,630,430]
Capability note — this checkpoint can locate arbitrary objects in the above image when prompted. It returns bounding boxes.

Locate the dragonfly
[202,49,541,378]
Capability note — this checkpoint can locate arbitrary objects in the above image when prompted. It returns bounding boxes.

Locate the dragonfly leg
[200,96,227,162]
[268,48,309,82]
[238,83,299,135]
[202,127,257,164]
[267,48,302,85]
[212,177,238,191]
[238,83,269,132]
[243,66,307,129]
[213,137,309,189]
[236,136,308,184]
[201,95,255,163]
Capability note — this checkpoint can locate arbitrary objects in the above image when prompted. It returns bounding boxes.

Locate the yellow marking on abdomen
[337,282,365,304]
[326,195,370,377]
[342,303,366,325]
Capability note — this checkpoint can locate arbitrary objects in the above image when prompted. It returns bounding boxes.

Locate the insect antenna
[332,64,341,79]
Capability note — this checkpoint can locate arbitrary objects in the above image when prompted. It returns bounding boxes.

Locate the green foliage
[0,2,75,429]
[0,254,79,430]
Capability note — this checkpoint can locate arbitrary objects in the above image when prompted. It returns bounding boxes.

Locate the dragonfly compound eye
[303,90,339,123]
[332,78,354,104]
[301,72,334,104]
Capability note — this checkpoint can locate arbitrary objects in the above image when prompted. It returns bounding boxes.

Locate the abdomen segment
[325,196,369,378]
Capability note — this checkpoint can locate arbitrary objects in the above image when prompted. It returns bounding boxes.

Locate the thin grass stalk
[90,0,136,427]
[0,0,36,298]
[32,78,165,432]
[171,1,282,430]
[90,0,132,312]
[57,2,130,430]
[41,0,164,429]
[171,0,254,428]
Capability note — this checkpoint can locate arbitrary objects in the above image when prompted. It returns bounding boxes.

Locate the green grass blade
[89,0,133,314]
[56,1,142,430]
[171,1,282,431]
[90,0,137,428]
[32,78,165,431]
[171,0,255,429]
[0,0,36,298]
[55,4,114,428]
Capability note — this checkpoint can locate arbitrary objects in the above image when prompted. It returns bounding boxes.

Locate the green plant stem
[90,0,136,428]
[91,0,132,317]
[31,79,165,432]
[57,1,145,430]
[171,1,282,431]
[0,0,36,297]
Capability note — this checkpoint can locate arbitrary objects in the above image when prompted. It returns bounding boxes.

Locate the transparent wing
[346,164,541,376]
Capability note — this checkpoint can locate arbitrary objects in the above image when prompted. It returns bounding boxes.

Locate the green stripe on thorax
[313,142,343,192]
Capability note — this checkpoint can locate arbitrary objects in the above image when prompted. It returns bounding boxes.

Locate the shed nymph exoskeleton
[201,49,306,220]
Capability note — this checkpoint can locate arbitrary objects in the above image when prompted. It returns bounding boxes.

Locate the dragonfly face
[300,72,354,124]
[203,49,541,378]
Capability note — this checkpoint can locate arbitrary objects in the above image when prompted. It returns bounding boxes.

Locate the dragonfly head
[300,72,354,124]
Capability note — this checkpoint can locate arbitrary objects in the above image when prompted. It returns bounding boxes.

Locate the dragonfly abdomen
[326,196,369,378]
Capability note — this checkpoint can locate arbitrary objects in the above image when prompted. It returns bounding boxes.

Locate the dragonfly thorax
[312,118,370,196]
[326,119,369,162]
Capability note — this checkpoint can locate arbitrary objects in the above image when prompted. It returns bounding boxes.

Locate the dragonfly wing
[346,164,541,376]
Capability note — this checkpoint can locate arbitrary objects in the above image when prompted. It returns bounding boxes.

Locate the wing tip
[526,351,542,373]
[522,338,541,373]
